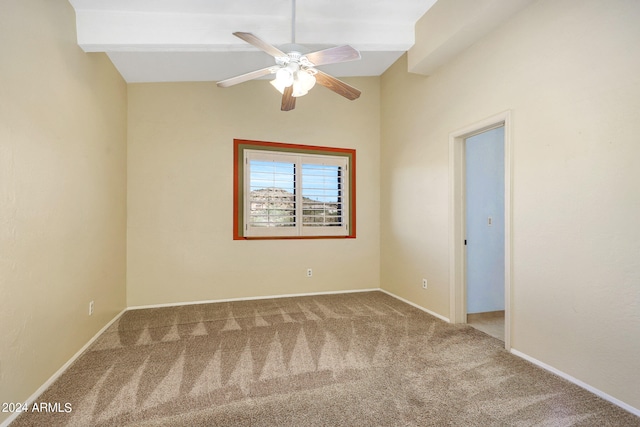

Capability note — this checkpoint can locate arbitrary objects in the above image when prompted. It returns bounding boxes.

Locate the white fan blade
[233,32,287,58]
[303,45,361,67]
[217,67,276,88]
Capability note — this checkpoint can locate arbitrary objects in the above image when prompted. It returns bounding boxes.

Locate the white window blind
[301,163,344,228]
[244,150,348,237]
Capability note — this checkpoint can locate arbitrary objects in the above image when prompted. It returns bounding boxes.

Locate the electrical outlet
[89,300,94,316]
[422,279,428,289]
[307,268,313,277]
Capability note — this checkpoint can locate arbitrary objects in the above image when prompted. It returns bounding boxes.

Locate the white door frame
[449,110,512,350]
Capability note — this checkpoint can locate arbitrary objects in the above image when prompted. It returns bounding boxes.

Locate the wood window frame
[233,139,356,240]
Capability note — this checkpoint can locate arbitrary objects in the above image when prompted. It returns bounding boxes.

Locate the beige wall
[3,0,639,418]
[381,0,640,410]
[0,0,127,422]
[127,79,380,306]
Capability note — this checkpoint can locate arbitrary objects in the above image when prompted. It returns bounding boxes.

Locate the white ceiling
[68,0,439,83]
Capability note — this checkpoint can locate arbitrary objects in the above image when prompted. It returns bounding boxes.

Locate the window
[234,139,356,239]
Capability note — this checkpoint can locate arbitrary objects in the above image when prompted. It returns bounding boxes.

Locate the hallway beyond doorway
[467,310,505,341]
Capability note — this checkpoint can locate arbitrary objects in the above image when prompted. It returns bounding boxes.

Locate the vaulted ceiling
[68,0,438,83]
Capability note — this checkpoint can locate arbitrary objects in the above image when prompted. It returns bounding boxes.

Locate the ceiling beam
[74,9,415,53]
[408,0,536,76]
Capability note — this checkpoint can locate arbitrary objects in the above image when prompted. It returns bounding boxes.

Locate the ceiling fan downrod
[291,0,296,44]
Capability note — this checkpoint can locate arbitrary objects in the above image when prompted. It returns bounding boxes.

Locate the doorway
[465,126,505,341]
[449,111,512,350]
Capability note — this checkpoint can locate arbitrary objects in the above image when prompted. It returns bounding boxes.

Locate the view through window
[234,140,355,239]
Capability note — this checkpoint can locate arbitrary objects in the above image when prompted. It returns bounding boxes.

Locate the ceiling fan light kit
[269,54,317,97]
[216,0,362,111]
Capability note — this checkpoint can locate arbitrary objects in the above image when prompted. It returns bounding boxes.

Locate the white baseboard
[379,289,450,323]
[511,349,640,417]
[0,309,126,427]
[126,288,381,311]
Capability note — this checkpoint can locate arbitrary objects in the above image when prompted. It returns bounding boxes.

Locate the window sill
[234,235,356,241]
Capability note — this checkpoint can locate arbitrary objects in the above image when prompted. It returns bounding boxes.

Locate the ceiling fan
[216,0,362,111]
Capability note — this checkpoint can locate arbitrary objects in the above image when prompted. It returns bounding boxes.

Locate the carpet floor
[12,291,640,426]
